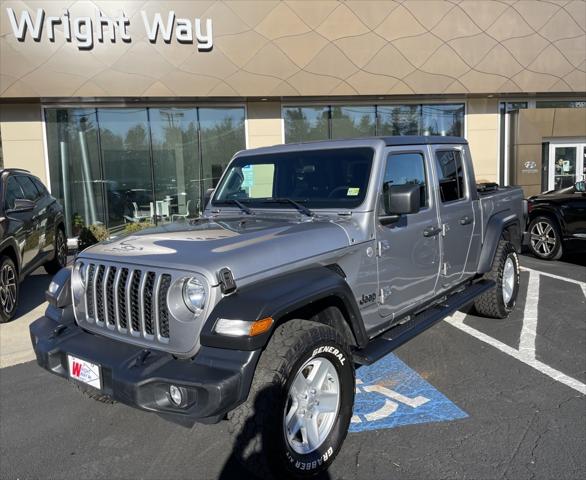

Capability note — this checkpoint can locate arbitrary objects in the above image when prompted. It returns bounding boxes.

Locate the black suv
[0,169,66,322]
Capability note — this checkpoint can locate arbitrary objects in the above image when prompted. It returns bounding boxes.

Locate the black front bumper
[30,310,261,425]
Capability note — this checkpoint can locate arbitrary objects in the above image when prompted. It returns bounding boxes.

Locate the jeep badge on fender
[30,136,524,479]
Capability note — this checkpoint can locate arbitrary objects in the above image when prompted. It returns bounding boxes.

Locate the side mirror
[574,181,585,193]
[7,198,35,213]
[383,183,421,218]
[203,188,215,208]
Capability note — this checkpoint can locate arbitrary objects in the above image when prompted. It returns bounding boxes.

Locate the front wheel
[228,319,355,479]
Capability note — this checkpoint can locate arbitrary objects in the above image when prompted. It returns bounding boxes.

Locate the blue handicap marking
[350,353,468,432]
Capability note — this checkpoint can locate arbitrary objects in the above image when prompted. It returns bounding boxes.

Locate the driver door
[376,147,441,322]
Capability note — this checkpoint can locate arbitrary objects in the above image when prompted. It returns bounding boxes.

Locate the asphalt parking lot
[1,253,584,480]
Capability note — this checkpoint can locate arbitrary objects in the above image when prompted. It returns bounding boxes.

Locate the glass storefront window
[331,106,376,139]
[45,109,106,237]
[45,106,246,235]
[421,104,464,136]
[283,106,329,143]
[378,105,420,136]
[200,108,246,202]
[284,103,464,142]
[150,108,200,222]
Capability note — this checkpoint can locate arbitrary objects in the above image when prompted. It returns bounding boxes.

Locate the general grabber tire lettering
[69,380,116,404]
[227,319,354,479]
[474,239,520,319]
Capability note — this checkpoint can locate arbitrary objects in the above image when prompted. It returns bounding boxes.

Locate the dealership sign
[6,8,213,51]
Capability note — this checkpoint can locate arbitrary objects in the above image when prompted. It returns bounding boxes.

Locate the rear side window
[435,150,465,202]
[15,176,40,201]
[382,152,428,209]
[4,176,25,210]
[31,177,48,197]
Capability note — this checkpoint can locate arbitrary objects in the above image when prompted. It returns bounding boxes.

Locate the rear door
[376,146,441,322]
[3,176,37,269]
[14,175,44,265]
[430,146,475,290]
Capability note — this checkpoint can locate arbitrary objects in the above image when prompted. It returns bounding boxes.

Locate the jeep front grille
[83,263,171,343]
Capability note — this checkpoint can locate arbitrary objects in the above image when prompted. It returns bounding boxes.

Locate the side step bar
[352,280,495,365]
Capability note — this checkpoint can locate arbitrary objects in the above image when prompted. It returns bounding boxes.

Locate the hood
[530,186,575,199]
[80,216,351,284]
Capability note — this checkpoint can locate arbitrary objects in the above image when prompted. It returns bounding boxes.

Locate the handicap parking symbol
[350,353,468,432]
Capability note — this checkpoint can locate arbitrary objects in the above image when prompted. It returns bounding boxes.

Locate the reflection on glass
[537,100,586,109]
[150,108,199,222]
[378,105,420,136]
[45,109,105,237]
[554,147,577,189]
[200,108,246,205]
[97,108,153,231]
[422,104,464,136]
[331,106,376,139]
[284,106,329,143]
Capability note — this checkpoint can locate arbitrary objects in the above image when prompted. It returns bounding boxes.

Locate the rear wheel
[228,319,354,479]
[44,228,68,275]
[474,240,520,319]
[528,216,562,260]
[0,256,19,323]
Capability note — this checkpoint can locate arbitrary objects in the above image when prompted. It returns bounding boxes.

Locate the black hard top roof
[380,135,467,146]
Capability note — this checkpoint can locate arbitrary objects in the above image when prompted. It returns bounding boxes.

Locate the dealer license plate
[67,354,101,389]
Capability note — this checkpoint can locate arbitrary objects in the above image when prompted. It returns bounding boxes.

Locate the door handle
[423,226,442,237]
[459,216,472,225]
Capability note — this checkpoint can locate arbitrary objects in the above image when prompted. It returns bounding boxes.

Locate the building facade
[1,0,585,237]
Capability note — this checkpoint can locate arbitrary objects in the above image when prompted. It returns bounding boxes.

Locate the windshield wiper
[224,199,253,215]
[262,198,314,217]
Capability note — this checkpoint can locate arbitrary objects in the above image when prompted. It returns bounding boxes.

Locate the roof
[380,135,467,146]
[0,168,31,174]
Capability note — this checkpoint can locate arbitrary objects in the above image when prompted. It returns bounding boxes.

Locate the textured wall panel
[0,0,584,98]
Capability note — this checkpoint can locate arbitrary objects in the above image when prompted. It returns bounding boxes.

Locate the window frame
[433,148,468,205]
[3,175,26,211]
[377,147,431,224]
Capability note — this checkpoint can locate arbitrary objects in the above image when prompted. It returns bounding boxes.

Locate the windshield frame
[211,146,376,211]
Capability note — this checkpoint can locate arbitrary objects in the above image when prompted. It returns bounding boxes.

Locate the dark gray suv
[0,169,66,322]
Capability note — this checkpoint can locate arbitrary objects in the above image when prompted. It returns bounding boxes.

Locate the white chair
[124,202,150,223]
[171,200,193,221]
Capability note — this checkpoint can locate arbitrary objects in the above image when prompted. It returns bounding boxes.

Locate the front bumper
[30,311,261,425]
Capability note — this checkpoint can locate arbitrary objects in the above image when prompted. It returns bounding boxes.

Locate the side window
[382,152,428,211]
[435,150,466,203]
[4,176,25,210]
[15,176,40,201]
[31,177,48,197]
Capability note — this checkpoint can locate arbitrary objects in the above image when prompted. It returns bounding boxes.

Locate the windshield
[212,147,374,209]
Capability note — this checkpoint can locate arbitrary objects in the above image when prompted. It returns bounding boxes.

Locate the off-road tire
[70,380,116,404]
[474,240,520,319]
[227,319,355,479]
[528,215,563,261]
[44,228,68,275]
[0,255,19,324]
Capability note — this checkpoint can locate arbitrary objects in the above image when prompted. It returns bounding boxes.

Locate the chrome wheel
[530,221,556,256]
[0,264,17,315]
[283,357,340,455]
[56,231,67,267]
[502,257,515,304]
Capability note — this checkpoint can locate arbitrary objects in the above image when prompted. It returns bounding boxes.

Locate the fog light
[169,385,183,406]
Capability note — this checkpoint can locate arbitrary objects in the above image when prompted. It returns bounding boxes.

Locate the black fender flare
[200,266,368,350]
[477,211,521,274]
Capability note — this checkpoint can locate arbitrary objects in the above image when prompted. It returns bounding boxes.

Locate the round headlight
[71,261,87,302]
[183,277,207,314]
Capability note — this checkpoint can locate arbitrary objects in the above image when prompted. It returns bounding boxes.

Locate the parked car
[30,137,524,479]
[527,181,586,260]
[0,169,67,322]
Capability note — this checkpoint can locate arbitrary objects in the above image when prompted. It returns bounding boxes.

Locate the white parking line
[446,311,586,395]
[520,266,586,288]
[518,271,540,359]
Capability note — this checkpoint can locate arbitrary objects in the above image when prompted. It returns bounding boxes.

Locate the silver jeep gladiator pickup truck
[31,136,524,479]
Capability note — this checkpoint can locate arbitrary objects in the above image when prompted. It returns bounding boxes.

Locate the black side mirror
[7,198,35,213]
[383,183,421,218]
[203,188,215,208]
[574,181,585,193]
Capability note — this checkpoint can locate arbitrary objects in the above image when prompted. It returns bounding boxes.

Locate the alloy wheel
[530,221,557,256]
[57,231,67,267]
[283,357,341,455]
[0,264,17,315]
[502,257,515,304]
